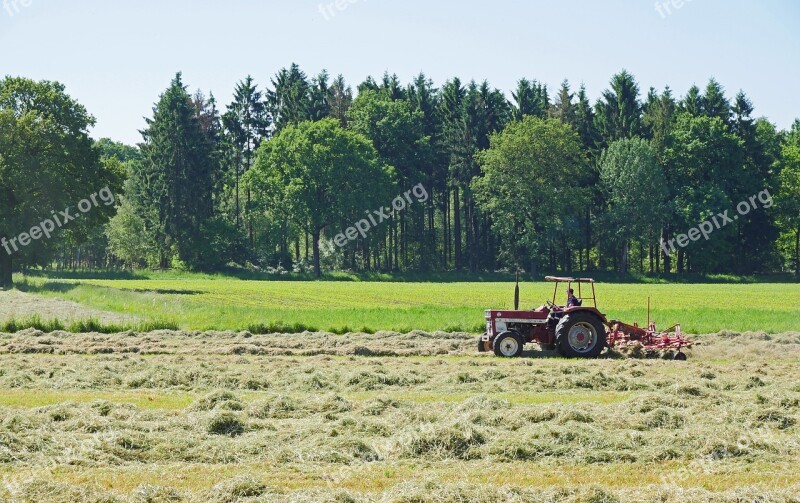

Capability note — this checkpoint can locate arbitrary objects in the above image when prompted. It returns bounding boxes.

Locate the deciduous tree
[0,77,120,287]
[246,119,392,277]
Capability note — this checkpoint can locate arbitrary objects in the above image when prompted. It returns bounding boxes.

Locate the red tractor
[479,276,691,359]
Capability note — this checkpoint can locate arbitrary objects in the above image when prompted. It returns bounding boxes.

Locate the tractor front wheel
[477,335,488,352]
[555,313,607,358]
[493,331,524,358]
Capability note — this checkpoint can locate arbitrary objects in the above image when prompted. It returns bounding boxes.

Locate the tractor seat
[575,298,583,307]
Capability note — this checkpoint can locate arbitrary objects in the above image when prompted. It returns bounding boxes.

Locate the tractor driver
[567,288,579,308]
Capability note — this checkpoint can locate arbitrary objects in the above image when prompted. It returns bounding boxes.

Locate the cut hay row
[0,330,798,501]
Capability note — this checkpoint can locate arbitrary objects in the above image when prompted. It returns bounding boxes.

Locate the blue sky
[1,0,798,144]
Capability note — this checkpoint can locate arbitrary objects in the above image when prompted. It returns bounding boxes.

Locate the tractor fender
[561,306,607,324]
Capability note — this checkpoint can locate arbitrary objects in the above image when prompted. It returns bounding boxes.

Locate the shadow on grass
[519,349,561,359]
[19,267,800,284]
[15,279,79,294]
[22,269,147,280]
[129,288,203,295]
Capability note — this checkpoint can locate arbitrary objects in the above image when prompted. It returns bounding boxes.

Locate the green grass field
[10,274,800,334]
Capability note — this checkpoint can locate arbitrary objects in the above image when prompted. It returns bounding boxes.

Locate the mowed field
[0,330,799,501]
[9,276,800,334]
[2,276,800,502]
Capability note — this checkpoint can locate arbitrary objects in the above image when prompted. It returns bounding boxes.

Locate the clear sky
[1,0,798,145]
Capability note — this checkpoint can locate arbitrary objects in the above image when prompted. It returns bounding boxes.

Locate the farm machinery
[479,276,692,359]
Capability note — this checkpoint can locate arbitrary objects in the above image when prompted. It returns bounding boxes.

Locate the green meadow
[10,274,800,334]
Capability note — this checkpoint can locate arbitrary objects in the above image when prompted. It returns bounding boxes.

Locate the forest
[2,65,800,283]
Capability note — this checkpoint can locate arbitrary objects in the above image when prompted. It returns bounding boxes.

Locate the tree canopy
[0,77,121,286]
[5,67,799,278]
[245,118,392,276]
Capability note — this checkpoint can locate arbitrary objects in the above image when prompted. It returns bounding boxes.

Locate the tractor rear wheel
[555,313,607,358]
[493,331,524,358]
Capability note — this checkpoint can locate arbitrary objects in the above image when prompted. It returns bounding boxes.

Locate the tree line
[1,67,799,285]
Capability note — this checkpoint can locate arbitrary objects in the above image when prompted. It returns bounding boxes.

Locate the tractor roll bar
[546,276,598,309]
[545,276,595,283]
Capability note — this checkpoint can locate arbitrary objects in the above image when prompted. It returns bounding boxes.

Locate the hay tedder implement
[479,276,692,359]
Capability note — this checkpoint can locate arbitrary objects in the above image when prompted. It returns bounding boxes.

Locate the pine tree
[268,63,313,133]
[642,86,677,272]
[512,79,548,120]
[463,81,510,271]
[438,78,468,270]
[731,92,781,273]
[222,76,271,238]
[407,73,443,269]
[193,91,224,218]
[681,85,703,116]
[702,78,731,124]
[309,70,331,121]
[380,73,406,101]
[574,84,601,270]
[594,70,643,144]
[550,80,577,124]
[574,84,599,153]
[132,73,216,268]
[328,75,353,127]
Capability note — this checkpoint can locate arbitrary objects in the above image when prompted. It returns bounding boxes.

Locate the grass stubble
[0,329,798,501]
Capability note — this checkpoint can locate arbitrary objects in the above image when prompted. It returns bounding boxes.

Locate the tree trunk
[235,162,241,227]
[621,242,629,274]
[655,242,661,273]
[453,187,462,271]
[444,189,450,267]
[393,217,399,271]
[468,197,478,273]
[428,192,436,270]
[385,230,391,272]
[312,229,321,278]
[585,209,592,271]
[280,221,288,258]
[795,226,800,277]
[247,189,253,245]
[0,252,12,289]
[661,227,672,274]
[639,241,644,272]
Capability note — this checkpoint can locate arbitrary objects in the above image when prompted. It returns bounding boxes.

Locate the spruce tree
[594,70,643,144]
[222,76,271,230]
[132,73,216,268]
